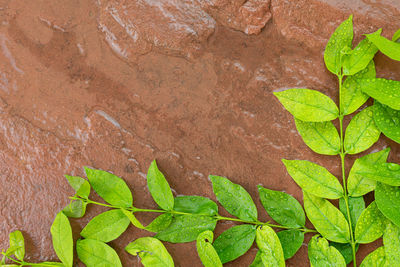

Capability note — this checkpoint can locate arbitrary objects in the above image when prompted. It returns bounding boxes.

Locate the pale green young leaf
[330,242,359,265]
[303,191,350,243]
[174,196,218,216]
[360,247,387,267]
[344,106,380,154]
[342,60,376,115]
[147,160,174,211]
[294,119,340,155]
[121,209,144,229]
[65,175,90,198]
[209,175,257,221]
[196,231,222,267]
[393,29,400,42]
[213,225,256,264]
[122,209,173,233]
[282,159,343,199]
[249,251,264,267]
[76,239,122,267]
[342,38,378,76]
[355,162,400,186]
[383,222,400,266]
[258,185,305,227]
[125,237,174,267]
[155,215,217,243]
[366,29,400,61]
[256,225,285,267]
[80,209,130,242]
[84,167,132,208]
[360,78,400,110]
[277,229,304,260]
[274,89,339,122]
[348,148,390,197]
[50,212,73,267]
[324,15,353,74]
[63,199,87,218]
[339,196,365,231]
[355,201,386,243]
[373,101,400,143]
[9,230,24,261]
[308,235,346,267]
[376,183,400,227]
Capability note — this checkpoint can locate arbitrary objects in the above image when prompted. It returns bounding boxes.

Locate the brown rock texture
[0,0,399,266]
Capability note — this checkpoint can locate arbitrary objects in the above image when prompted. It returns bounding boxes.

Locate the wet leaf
[367,29,400,61]
[9,230,24,261]
[355,201,386,243]
[63,199,87,218]
[65,175,90,198]
[360,247,387,267]
[383,222,400,266]
[308,235,346,267]
[282,159,343,199]
[342,60,376,115]
[373,101,400,144]
[330,242,359,264]
[342,38,378,75]
[50,212,73,267]
[303,191,350,243]
[81,209,130,242]
[258,185,305,227]
[277,229,304,260]
[256,225,285,267]
[339,196,365,231]
[249,250,264,267]
[393,29,400,42]
[274,89,339,122]
[375,183,400,227]
[344,106,380,154]
[121,209,145,229]
[324,15,353,74]
[147,160,174,211]
[209,175,257,221]
[84,167,132,208]
[213,224,256,264]
[174,195,218,216]
[145,213,174,233]
[196,231,222,267]
[125,237,174,267]
[294,119,340,155]
[355,162,400,186]
[155,215,216,243]
[360,78,400,110]
[348,148,390,197]
[76,239,122,267]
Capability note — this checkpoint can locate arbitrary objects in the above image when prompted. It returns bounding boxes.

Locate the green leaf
[360,78,400,110]
[256,225,285,267]
[84,167,132,208]
[344,106,381,154]
[294,119,340,155]
[9,231,24,261]
[324,15,353,74]
[355,201,386,243]
[303,191,350,243]
[393,29,400,42]
[122,209,173,233]
[308,235,346,267]
[339,196,365,231]
[355,162,400,186]
[65,175,90,198]
[196,231,222,267]
[376,183,400,227]
[213,225,256,264]
[343,38,378,76]
[209,175,257,221]
[330,242,359,264]
[360,247,387,267]
[342,60,376,115]
[383,222,400,266]
[348,148,390,197]
[155,215,217,243]
[373,101,400,143]
[174,196,218,216]
[50,212,73,267]
[80,209,130,242]
[125,237,174,267]
[258,185,305,227]
[62,199,87,218]
[367,29,400,61]
[277,230,304,260]
[282,159,343,199]
[147,160,174,210]
[274,89,339,122]
[35,262,64,267]
[249,251,264,267]
[121,209,144,229]
[76,239,122,267]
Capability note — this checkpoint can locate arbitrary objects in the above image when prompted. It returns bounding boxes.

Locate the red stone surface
[0,0,399,266]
